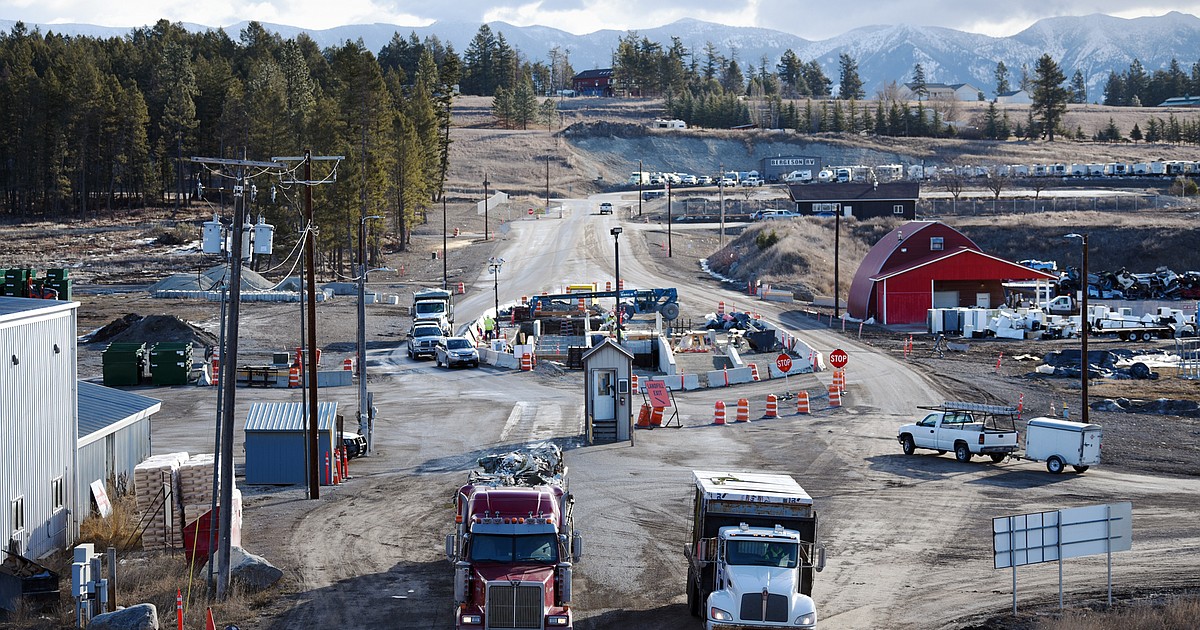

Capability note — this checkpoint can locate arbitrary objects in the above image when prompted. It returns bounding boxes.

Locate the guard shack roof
[692,470,812,506]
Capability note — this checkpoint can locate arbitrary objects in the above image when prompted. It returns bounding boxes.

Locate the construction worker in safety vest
[483,315,496,339]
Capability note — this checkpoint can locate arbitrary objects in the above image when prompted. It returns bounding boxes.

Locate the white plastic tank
[253,217,274,255]
[202,214,223,254]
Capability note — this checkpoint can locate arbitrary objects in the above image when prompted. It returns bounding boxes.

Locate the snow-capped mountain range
[3,11,1199,98]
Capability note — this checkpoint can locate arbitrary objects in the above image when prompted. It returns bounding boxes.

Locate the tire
[1140,331,1153,342]
[1046,456,1065,474]
[660,302,681,320]
[900,435,915,455]
[954,443,972,462]
[989,453,1007,463]
[1072,465,1090,473]
[407,347,414,359]
[686,568,701,617]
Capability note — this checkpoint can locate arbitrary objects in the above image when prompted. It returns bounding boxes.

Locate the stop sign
[776,353,793,373]
[829,348,848,369]
[528,208,534,215]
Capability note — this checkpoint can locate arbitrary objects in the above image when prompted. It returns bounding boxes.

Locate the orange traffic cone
[205,608,217,630]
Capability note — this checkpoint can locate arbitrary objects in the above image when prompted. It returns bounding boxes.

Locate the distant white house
[995,89,1032,105]
[653,118,687,129]
[902,82,984,102]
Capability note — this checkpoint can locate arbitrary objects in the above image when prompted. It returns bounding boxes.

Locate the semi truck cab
[702,523,818,629]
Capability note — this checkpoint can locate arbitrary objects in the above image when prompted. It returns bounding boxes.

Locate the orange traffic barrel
[764,394,778,418]
[828,384,841,407]
[713,401,726,425]
[796,391,810,414]
[749,363,760,381]
[288,366,300,388]
[736,398,750,422]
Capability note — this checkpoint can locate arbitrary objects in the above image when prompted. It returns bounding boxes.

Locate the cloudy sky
[1,0,1197,39]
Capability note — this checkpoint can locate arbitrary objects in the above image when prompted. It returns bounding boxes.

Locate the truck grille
[739,592,789,622]
[487,584,543,628]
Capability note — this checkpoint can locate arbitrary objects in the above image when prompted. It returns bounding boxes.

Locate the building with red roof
[848,222,1057,325]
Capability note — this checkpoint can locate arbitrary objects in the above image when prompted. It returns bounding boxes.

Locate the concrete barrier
[655,334,680,375]
[650,374,702,391]
[705,367,755,387]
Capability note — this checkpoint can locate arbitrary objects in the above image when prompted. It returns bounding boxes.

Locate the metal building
[0,297,78,559]
[244,401,339,485]
[76,381,161,527]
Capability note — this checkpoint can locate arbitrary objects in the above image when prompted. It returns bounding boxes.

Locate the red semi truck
[446,444,582,629]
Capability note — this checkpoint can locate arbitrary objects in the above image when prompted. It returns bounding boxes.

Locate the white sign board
[993,502,1131,569]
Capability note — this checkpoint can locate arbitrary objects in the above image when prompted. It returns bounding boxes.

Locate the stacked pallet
[133,452,188,550]
[179,453,218,529]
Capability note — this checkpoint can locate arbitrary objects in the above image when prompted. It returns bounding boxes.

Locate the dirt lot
[3,97,1199,628]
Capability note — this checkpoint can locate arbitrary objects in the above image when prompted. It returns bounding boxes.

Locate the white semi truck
[685,471,825,630]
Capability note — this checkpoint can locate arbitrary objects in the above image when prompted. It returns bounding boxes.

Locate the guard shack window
[930,237,944,251]
[893,204,905,215]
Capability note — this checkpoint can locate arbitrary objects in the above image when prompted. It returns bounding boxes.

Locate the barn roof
[872,248,1058,282]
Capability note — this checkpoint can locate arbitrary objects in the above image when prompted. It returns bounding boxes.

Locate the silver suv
[407,323,444,359]
[435,337,479,368]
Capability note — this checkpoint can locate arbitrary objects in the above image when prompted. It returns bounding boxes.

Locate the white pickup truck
[897,402,1020,463]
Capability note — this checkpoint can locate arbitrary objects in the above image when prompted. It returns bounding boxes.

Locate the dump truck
[413,288,454,332]
[684,470,825,630]
[446,444,582,629]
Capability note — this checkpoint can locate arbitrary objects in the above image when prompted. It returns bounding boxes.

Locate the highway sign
[829,349,848,368]
[776,353,793,373]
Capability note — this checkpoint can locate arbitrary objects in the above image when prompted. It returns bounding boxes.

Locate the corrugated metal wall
[0,302,78,559]
[76,420,151,519]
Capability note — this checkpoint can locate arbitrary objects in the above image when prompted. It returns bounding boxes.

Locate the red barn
[848,222,1056,325]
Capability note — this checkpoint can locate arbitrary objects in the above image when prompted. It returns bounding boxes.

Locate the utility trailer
[1006,417,1102,474]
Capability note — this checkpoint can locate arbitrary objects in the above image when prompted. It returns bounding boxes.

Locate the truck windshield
[413,327,442,338]
[470,533,559,564]
[416,302,446,315]
[726,540,798,568]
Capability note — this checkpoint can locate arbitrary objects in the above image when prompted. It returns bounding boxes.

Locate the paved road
[249,200,1200,629]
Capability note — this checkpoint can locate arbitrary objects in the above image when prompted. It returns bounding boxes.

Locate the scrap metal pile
[1058,266,1200,300]
[470,442,566,487]
[1035,349,1163,380]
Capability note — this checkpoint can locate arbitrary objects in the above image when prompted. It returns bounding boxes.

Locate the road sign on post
[829,348,848,369]
[776,353,793,373]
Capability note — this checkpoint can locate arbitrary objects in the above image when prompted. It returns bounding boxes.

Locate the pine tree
[1031,54,1068,140]
[838,53,864,100]
[911,63,927,101]
[1070,70,1087,104]
[1130,123,1143,142]
[994,61,1010,96]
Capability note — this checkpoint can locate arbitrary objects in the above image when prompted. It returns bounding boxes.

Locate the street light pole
[834,207,841,319]
[358,214,382,452]
[611,227,623,343]
[489,257,504,325]
[638,159,643,218]
[1065,233,1089,424]
[667,181,672,257]
[483,174,490,241]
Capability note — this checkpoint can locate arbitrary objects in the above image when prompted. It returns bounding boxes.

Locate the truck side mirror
[815,545,827,572]
[445,534,456,562]
[696,537,716,562]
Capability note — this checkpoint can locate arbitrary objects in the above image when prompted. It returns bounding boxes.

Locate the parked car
[342,431,367,459]
[680,174,698,185]
[753,210,801,220]
[436,336,480,368]
[697,175,713,185]
[599,202,613,215]
[407,323,444,359]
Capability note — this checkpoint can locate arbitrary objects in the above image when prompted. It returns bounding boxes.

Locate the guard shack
[582,338,633,444]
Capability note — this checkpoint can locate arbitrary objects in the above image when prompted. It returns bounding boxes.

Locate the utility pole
[191,154,283,600]
[719,163,726,248]
[442,192,448,290]
[358,215,381,451]
[834,207,841,319]
[272,152,344,502]
[545,154,551,216]
[638,159,643,218]
[667,180,673,258]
